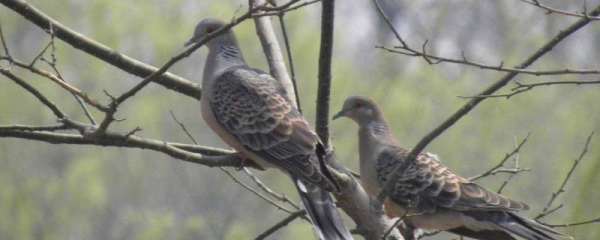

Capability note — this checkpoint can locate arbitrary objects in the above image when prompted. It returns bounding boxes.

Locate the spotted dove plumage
[333,96,571,240]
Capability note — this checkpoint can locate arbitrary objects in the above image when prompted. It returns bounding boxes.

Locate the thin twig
[38,26,98,125]
[169,110,199,144]
[0,24,11,58]
[1,69,65,118]
[469,134,530,181]
[497,136,524,193]
[536,132,594,220]
[252,0,321,17]
[519,0,600,20]
[371,0,407,48]
[382,215,406,240]
[542,217,600,228]
[8,59,109,112]
[242,168,302,210]
[254,210,307,240]
[29,40,52,67]
[461,80,600,99]
[220,168,303,216]
[377,46,600,77]
[277,13,302,113]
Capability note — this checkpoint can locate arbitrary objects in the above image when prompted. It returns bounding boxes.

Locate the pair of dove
[186,18,571,240]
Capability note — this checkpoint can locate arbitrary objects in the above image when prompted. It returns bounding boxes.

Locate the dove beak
[184,38,195,47]
[332,109,348,120]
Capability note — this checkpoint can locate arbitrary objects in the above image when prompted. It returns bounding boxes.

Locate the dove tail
[292,177,353,240]
[495,212,572,240]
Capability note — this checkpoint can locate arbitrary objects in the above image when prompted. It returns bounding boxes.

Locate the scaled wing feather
[375,146,528,212]
[210,67,332,189]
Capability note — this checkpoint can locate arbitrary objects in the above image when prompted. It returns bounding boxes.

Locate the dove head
[333,96,384,126]
[185,18,235,50]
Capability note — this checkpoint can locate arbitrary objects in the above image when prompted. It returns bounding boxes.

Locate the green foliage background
[1,1,599,239]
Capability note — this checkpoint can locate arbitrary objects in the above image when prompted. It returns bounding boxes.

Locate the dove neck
[204,34,246,83]
[362,119,392,140]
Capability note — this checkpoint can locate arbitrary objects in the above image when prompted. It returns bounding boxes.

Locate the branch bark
[250,0,298,109]
[315,0,335,147]
[332,172,404,240]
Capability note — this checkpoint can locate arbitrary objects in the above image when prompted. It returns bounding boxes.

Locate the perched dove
[186,19,352,240]
[333,96,571,240]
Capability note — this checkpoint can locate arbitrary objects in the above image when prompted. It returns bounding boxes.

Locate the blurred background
[1,0,599,239]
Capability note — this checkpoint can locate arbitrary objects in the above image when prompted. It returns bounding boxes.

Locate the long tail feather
[293,177,353,240]
[496,212,572,240]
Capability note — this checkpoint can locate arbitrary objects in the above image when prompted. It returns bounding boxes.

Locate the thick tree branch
[315,0,335,147]
[331,170,403,240]
[376,2,600,203]
[0,125,260,168]
[250,0,298,109]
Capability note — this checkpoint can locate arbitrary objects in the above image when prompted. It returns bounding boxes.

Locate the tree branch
[376,46,600,77]
[469,134,530,181]
[543,217,600,228]
[254,210,307,240]
[243,168,302,210]
[250,0,298,109]
[7,58,109,112]
[0,69,65,118]
[315,0,335,147]
[276,8,302,113]
[460,80,600,99]
[331,170,404,240]
[536,132,594,220]
[519,0,600,21]
[0,124,264,168]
